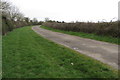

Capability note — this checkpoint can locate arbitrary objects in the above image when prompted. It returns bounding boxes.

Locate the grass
[3,26,118,78]
[41,26,119,45]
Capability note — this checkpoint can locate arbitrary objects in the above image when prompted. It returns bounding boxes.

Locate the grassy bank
[3,26,118,78]
[41,26,119,45]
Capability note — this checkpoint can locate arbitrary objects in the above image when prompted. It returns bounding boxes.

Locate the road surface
[32,26,119,69]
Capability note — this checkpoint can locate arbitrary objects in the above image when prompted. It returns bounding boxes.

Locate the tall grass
[43,21,119,38]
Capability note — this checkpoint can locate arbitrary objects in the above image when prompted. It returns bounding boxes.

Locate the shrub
[43,21,119,38]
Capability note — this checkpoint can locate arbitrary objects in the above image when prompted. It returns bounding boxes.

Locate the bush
[42,21,119,38]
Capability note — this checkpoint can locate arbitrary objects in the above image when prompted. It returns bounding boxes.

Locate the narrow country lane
[32,26,119,69]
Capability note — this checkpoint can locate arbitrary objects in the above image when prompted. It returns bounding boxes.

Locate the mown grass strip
[3,26,118,78]
[41,26,119,45]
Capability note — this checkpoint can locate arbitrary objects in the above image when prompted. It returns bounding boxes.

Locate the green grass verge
[41,26,119,45]
[3,26,118,78]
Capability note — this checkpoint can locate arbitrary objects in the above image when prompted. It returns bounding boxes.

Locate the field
[41,26,119,45]
[2,26,118,78]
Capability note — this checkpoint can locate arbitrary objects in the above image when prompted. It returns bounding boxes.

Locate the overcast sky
[8,0,119,22]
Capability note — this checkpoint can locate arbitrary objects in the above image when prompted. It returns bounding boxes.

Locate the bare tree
[1,0,11,18]
[45,17,50,22]
[1,0,42,35]
[33,18,38,25]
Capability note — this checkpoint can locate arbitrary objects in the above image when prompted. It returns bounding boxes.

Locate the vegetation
[41,26,119,45]
[42,21,119,38]
[3,26,118,78]
[1,0,43,35]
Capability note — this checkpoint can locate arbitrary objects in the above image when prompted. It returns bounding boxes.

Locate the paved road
[32,26,119,69]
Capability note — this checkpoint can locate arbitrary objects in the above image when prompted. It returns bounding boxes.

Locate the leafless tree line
[1,0,43,35]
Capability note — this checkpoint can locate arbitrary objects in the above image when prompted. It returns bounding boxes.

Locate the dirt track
[32,26,119,69]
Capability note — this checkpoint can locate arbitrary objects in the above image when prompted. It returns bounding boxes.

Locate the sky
[8,0,119,22]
